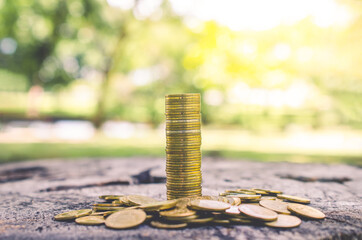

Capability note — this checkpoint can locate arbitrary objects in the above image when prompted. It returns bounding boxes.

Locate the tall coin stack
[165,93,202,200]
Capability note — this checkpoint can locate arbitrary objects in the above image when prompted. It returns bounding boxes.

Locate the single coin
[160,207,196,218]
[150,221,187,229]
[75,216,105,225]
[127,195,158,206]
[93,203,122,207]
[287,203,325,219]
[261,196,278,201]
[239,204,278,221]
[226,190,257,195]
[166,119,201,124]
[92,206,125,211]
[224,206,241,215]
[190,200,231,212]
[162,214,198,221]
[185,216,214,224]
[277,194,310,204]
[139,200,178,211]
[252,188,282,194]
[259,200,291,214]
[105,209,146,229]
[228,217,255,224]
[264,214,302,228]
[212,218,231,224]
[233,197,241,206]
[90,211,118,217]
[99,195,123,200]
[54,209,92,221]
[229,194,261,200]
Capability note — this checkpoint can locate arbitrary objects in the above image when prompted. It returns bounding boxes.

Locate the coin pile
[54,188,326,230]
[165,93,202,200]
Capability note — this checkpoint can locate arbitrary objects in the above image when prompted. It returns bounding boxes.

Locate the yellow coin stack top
[165,93,202,200]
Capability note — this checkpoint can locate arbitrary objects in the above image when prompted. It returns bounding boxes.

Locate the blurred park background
[0,0,361,165]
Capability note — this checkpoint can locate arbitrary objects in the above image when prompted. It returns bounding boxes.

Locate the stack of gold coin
[165,93,202,200]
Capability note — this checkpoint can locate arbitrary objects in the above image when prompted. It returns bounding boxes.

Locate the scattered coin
[239,204,278,221]
[224,206,241,216]
[150,221,187,229]
[287,203,325,219]
[105,209,146,229]
[264,214,302,228]
[139,200,178,211]
[127,195,159,206]
[185,215,214,224]
[54,209,92,221]
[259,200,291,214]
[277,194,311,204]
[189,200,231,212]
[75,216,105,225]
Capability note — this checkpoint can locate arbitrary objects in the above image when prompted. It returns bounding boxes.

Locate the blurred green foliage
[0,0,361,130]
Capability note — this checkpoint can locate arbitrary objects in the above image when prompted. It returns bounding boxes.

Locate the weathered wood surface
[0,157,361,240]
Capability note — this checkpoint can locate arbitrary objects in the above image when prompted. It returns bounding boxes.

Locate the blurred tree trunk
[93,28,126,128]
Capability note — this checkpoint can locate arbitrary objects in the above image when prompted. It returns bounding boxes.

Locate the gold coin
[260,196,278,201]
[166,117,201,121]
[105,209,146,229]
[167,178,202,182]
[99,195,123,200]
[75,216,105,225]
[166,171,201,175]
[185,216,214,224]
[92,206,125,212]
[90,211,118,217]
[264,214,301,228]
[229,194,261,200]
[54,209,92,221]
[166,93,200,99]
[238,204,278,221]
[233,197,241,206]
[166,104,200,108]
[93,203,122,207]
[150,221,187,229]
[167,177,202,181]
[119,196,131,206]
[166,139,201,143]
[167,156,201,160]
[166,169,201,173]
[287,203,325,219]
[226,190,257,195]
[166,135,202,142]
[190,200,231,212]
[259,200,291,215]
[224,206,241,215]
[252,188,282,194]
[167,189,201,193]
[160,207,196,218]
[127,195,159,206]
[166,109,200,113]
[277,194,310,204]
[162,214,198,221]
[166,169,201,172]
[166,131,201,135]
[228,217,255,224]
[166,146,201,150]
[139,200,178,211]
[166,130,201,135]
[212,218,231,224]
[166,119,200,123]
